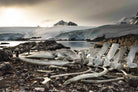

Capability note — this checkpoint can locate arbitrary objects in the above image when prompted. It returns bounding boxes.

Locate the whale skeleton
[64,44,138,85]
[18,43,138,85]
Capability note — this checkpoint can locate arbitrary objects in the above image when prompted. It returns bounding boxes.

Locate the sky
[0,0,137,27]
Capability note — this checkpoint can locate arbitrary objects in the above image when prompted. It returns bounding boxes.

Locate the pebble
[120,88,125,92]
[34,87,45,92]
[97,84,102,88]
[118,80,126,85]
[72,89,79,92]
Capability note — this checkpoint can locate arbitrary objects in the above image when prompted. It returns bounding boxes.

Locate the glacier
[0,24,138,41]
[0,26,92,41]
[56,24,138,40]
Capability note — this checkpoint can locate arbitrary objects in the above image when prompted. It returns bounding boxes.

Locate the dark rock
[0,62,12,71]
[10,40,69,54]
[0,42,9,45]
[0,77,7,88]
[54,20,78,26]
[68,21,78,26]
[0,50,12,62]
[54,20,68,26]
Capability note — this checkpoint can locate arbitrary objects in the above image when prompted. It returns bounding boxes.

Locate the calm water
[0,41,94,50]
[57,41,93,50]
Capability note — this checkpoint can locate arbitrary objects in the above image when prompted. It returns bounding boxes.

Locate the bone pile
[19,42,138,86]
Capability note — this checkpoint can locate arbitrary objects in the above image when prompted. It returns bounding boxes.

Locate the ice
[103,43,119,67]
[94,42,111,66]
[56,24,138,41]
[125,45,138,68]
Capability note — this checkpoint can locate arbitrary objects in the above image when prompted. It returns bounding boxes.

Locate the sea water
[57,41,93,50]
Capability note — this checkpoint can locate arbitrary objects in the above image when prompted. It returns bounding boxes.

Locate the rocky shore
[0,40,138,92]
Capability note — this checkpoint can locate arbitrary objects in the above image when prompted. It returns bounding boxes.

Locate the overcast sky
[0,0,137,27]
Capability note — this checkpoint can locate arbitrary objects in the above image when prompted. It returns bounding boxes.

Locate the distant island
[54,20,78,26]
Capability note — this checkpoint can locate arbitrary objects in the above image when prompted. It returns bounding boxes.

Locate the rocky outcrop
[68,21,78,26]
[54,20,68,26]
[8,40,69,54]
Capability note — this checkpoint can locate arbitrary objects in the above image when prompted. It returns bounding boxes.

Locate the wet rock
[0,50,12,62]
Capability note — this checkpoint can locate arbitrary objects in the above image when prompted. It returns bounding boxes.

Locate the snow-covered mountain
[118,12,138,25]
[56,24,138,40]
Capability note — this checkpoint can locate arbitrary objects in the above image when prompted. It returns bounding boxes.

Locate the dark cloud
[52,0,138,26]
[0,0,138,26]
[0,0,47,6]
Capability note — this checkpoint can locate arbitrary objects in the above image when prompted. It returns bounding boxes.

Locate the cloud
[0,0,138,26]
[0,0,48,7]
[41,19,58,23]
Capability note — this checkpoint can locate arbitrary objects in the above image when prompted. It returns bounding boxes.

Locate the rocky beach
[0,39,138,92]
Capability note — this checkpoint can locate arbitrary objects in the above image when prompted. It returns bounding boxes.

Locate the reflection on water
[57,41,93,50]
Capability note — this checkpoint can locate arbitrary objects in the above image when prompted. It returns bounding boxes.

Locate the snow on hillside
[0,26,92,40]
[0,27,37,40]
[56,24,138,40]
[32,26,92,40]
[118,12,138,25]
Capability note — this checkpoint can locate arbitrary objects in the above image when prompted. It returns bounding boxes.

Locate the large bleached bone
[50,68,92,78]
[64,67,108,85]
[82,77,124,83]
[56,49,81,62]
[125,45,138,68]
[111,46,127,70]
[103,43,119,67]
[25,51,55,59]
[19,57,73,66]
[94,42,111,66]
